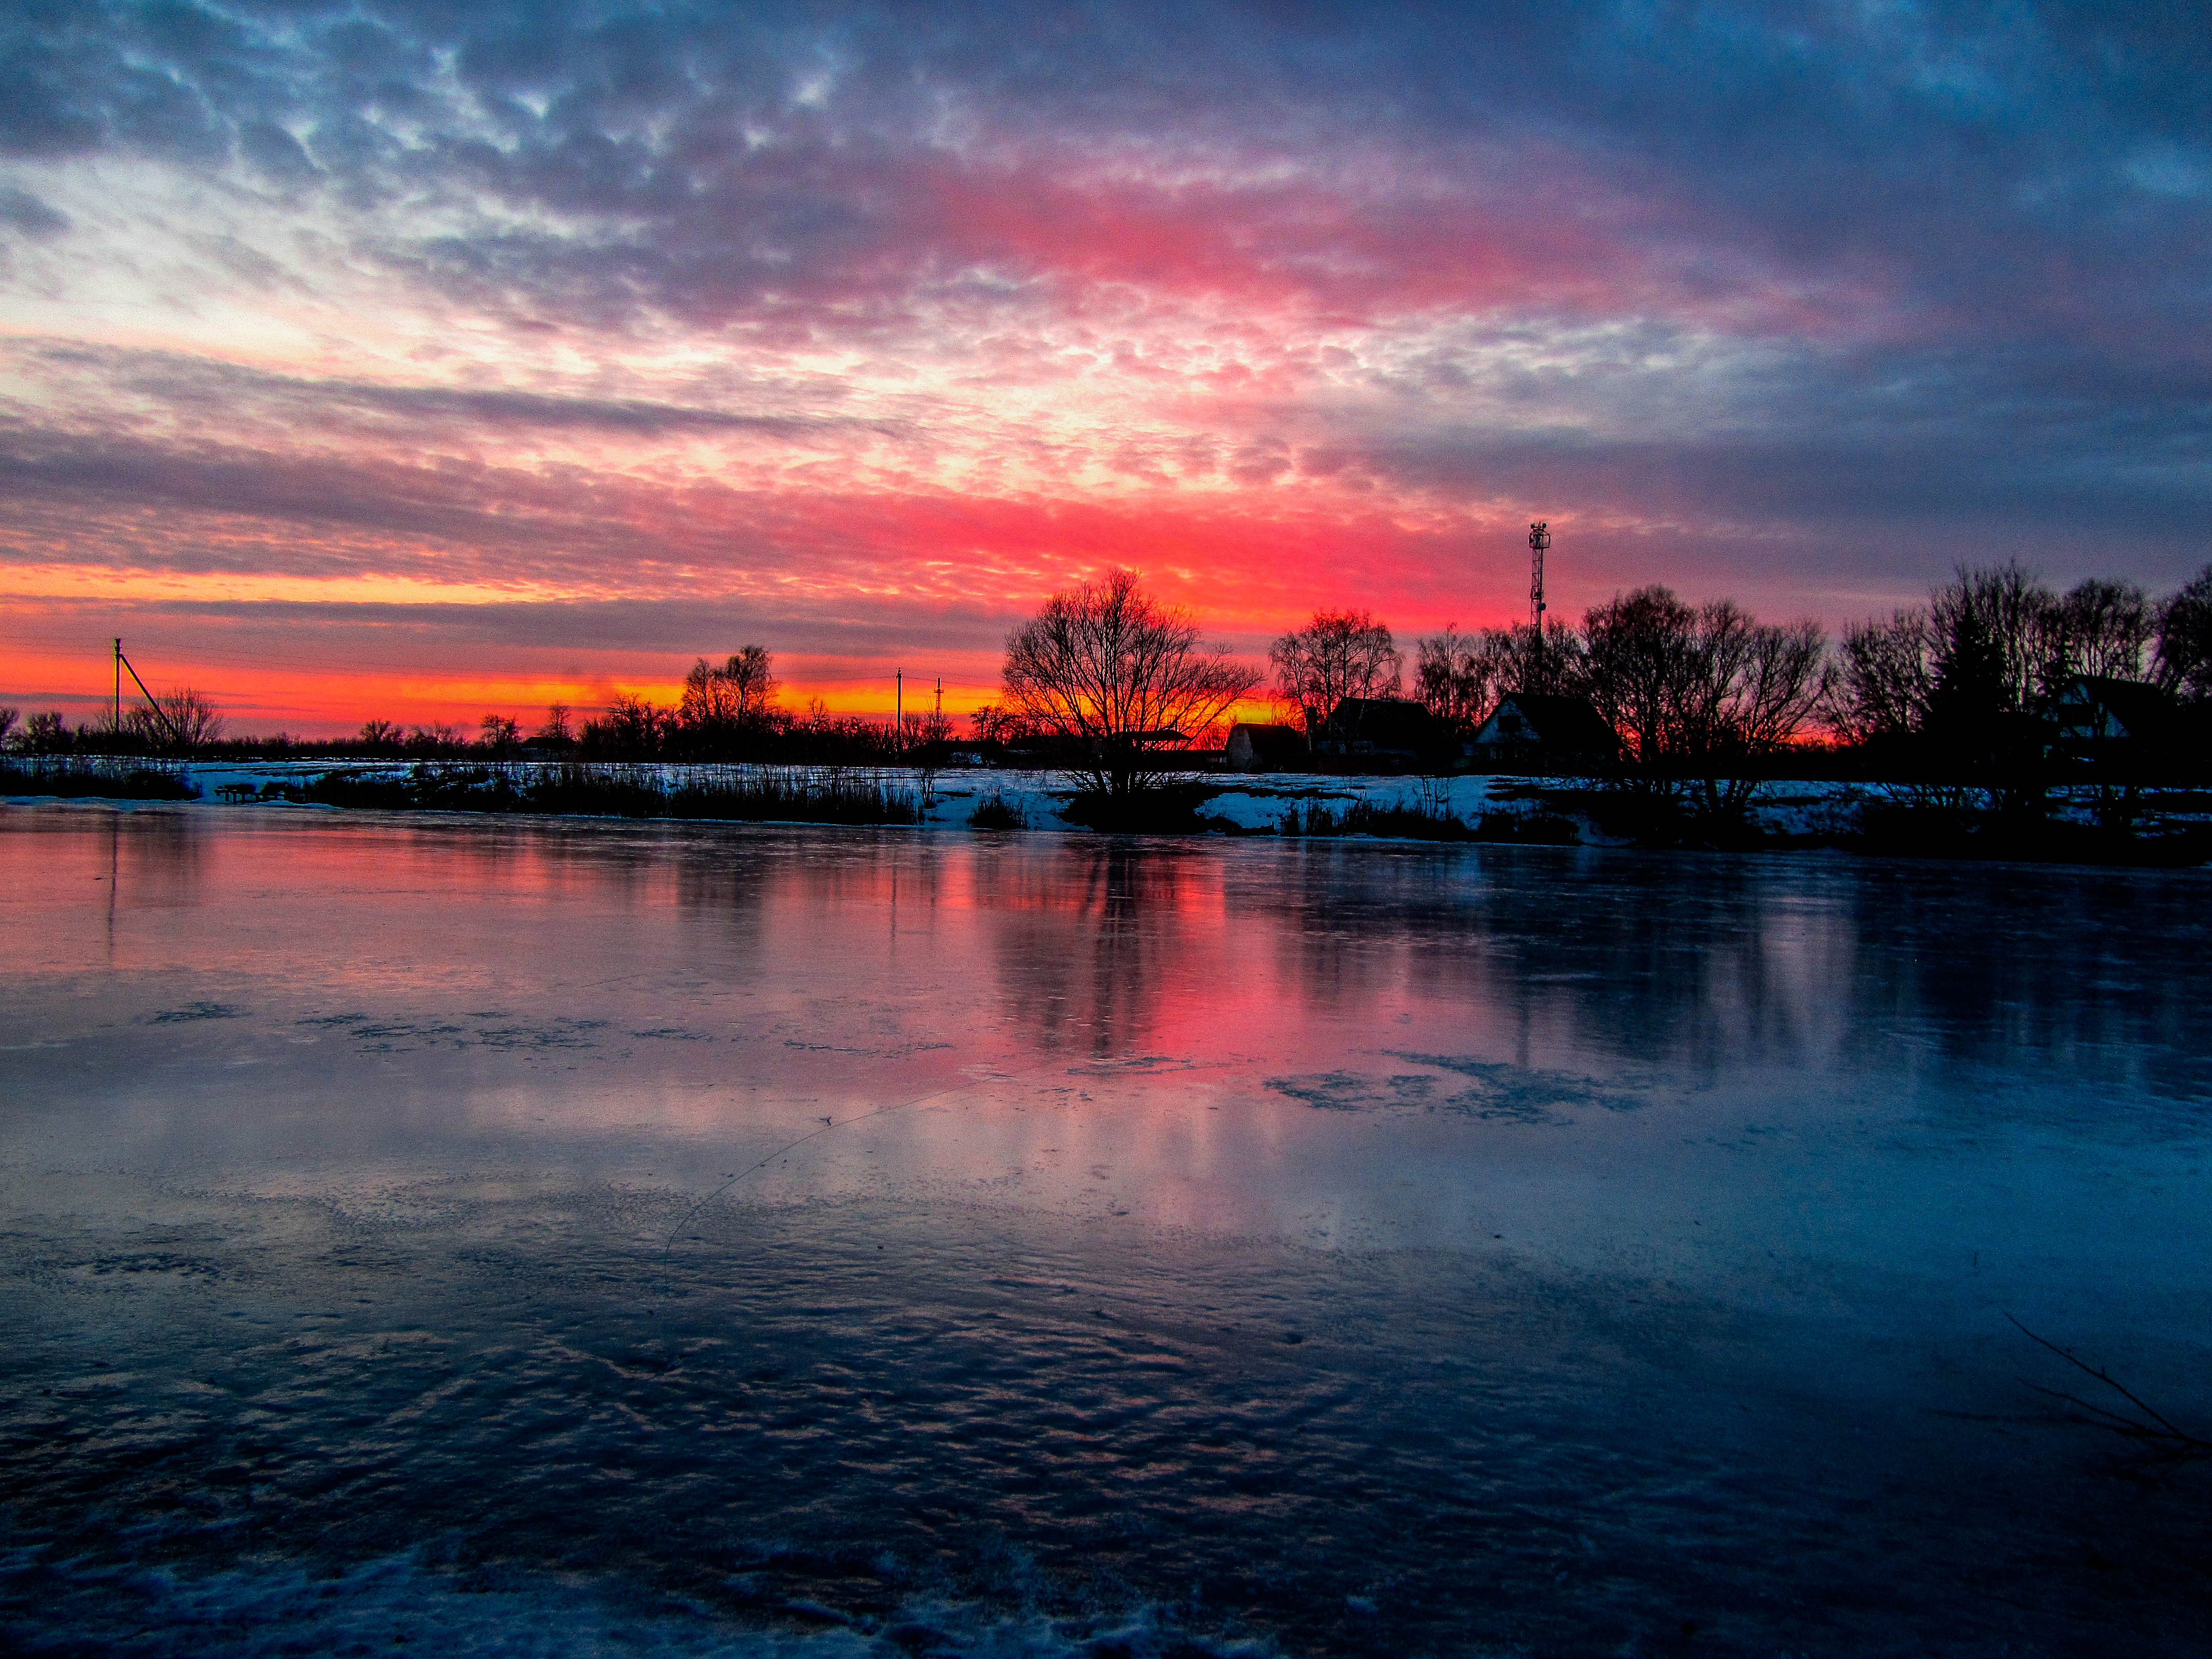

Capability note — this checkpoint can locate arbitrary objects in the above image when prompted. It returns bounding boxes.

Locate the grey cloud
[7,341,904,443]
[12,4,2206,346]
[28,594,1017,662]
[4,2,2209,607]
[0,185,70,238]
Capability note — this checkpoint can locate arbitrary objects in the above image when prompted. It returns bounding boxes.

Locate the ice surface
[2,804,2208,1654]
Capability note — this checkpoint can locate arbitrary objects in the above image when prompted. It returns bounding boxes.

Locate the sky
[4,1,2210,734]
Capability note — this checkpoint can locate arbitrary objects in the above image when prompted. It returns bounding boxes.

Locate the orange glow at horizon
[3,623,1306,737]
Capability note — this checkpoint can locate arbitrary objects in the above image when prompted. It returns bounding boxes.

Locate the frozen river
[3,803,2208,1655]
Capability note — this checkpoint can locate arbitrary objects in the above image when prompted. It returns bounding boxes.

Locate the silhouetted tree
[358,718,403,754]
[130,687,224,753]
[1413,627,1502,731]
[968,702,1033,746]
[1830,608,1936,746]
[680,647,777,728]
[908,707,954,749]
[1508,618,1587,698]
[2048,578,2153,683]
[1001,567,1258,799]
[536,704,574,746]
[405,722,467,757]
[1269,609,1400,738]
[1582,586,1830,817]
[780,696,895,764]
[20,712,70,755]
[1582,587,1697,779]
[1832,565,2137,756]
[580,694,672,760]
[2154,565,2212,701]
[0,708,16,750]
[478,713,523,755]
[1918,567,2064,817]
[1928,563,2056,719]
[1677,611,1830,817]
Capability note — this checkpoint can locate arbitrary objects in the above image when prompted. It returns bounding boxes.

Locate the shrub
[967,792,1028,831]
[0,760,198,800]
[292,763,920,825]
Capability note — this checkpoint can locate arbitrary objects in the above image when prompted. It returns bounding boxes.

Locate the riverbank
[5,756,2208,864]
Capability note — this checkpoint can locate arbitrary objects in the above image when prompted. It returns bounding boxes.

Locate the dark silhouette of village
[5,559,2209,863]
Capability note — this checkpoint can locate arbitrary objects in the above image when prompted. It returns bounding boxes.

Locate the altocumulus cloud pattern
[3,1,2209,725]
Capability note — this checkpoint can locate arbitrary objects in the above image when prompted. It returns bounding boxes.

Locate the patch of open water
[2,805,2209,1655]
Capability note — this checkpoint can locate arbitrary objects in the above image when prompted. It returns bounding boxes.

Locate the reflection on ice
[2,805,2209,1655]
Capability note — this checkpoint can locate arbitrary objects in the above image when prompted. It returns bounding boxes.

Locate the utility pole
[112,642,185,749]
[112,639,122,733]
[895,669,903,753]
[1527,521,1550,693]
[934,677,942,734]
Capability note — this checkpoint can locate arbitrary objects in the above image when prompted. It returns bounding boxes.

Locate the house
[1315,698,1453,771]
[2048,676,2177,748]
[2047,676,2195,770]
[1469,693,1618,771]
[1225,722,1308,772]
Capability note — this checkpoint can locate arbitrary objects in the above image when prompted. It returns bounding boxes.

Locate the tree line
[1258,564,2209,753]
[5,562,2205,784]
[971,560,2211,805]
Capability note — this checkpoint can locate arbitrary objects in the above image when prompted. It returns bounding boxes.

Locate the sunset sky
[4,2,2209,733]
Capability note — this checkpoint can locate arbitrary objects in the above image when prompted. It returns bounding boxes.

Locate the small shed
[1470,693,1618,770]
[1226,722,1308,772]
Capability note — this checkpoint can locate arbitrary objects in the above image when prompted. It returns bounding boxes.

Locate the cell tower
[1527,521,1550,692]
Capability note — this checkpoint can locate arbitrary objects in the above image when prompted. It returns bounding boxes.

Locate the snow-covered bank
[7,758,1615,839]
[8,757,2210,852]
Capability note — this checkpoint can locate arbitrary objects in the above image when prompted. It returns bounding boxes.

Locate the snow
[11,757,2208,844]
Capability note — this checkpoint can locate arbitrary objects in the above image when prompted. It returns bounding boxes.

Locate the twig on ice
[2008,1313,2210,1462]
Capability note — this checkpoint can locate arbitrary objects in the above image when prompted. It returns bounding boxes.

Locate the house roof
[2052,675,2177,740]
[1324,697,1442,752]
[1227,722,1308,759]
[1474,693,1618,753]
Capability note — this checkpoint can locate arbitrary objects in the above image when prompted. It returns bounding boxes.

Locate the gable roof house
[2048,676,2187,764]
[1469,693,1619,771]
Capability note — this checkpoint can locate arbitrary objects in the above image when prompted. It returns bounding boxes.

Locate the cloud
[0,185,70,238]
[3,1,2209,726]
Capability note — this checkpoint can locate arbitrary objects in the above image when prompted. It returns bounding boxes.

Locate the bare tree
[2154,565,2212,701]
[131,687,224,753]
[1416,622,1583,728]
[1676,609,1832,818]
[1583,586,1830,817]
[1413,627,1501,731]
[968,702,1033,746]
[358,718,403,753]
[479,713,523,755]
[1830,608,1936,745]
[21,712,70,755]
[1516,618,1589,698]
[1001,567,1258,799]
[678,646,780,753]
[405,722,467,757]
[580,694,671,760]
[1582,587,1698,778]
[1929,563,2057,718]
[537,704,574,746]
[2048,578,2153,684]
[0,708,16,750]
[1269,609,1400,739]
